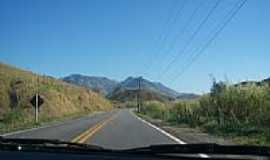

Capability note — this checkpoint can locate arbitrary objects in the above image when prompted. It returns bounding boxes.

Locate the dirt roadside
[139,115,233,145]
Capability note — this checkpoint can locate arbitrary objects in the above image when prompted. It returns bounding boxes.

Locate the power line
[140,0,178,76]
[170,0,247,84]
[171,0,247,83]
[136,0,178,77]
[145,0,188,75]
[154,0,180,48]
[158,0,222,79]
[150,0,179,53]
[153,0,188,56]
[152,0,204,78]
[165,0,237,82]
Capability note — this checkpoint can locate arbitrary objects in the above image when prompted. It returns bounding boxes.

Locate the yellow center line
[71,112,118,143]
[70,121,101,143]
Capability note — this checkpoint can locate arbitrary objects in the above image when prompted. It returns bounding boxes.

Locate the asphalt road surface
[3,109,177,149]
[3,109,263,159]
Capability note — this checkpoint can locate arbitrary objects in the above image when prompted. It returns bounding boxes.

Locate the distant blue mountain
[62,75,198,100]
[117,76,181,98]
[62,74,118,95]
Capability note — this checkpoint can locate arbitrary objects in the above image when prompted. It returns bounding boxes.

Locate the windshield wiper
[0,136,107,152]
[124,143,270,157]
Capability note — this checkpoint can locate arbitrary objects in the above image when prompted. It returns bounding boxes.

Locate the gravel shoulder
[138,114,234,145]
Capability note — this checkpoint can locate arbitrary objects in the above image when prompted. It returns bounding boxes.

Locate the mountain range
[62,74,118,95]
[62,74,199,101]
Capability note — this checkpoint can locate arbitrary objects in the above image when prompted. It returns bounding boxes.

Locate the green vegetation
[0,62,112,133]
[114,101,138,108]
[140,101,168,119]
[109,88,173,102]
[140,79,270,146]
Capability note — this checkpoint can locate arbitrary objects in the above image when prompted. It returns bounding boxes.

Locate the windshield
[0,0,269,158]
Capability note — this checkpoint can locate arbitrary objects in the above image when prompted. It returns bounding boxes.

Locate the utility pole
[137,77,142,113]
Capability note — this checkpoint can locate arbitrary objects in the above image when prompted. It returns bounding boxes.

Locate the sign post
[30,94,44,124]
[35,93,39,123]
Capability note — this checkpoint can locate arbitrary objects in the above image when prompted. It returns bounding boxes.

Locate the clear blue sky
[0,0,269,94]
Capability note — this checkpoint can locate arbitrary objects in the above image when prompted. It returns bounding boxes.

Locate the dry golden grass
[0,62,112,131]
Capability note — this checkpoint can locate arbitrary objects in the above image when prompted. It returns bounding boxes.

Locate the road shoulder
[1,111,105,137]
[135,112,233,145]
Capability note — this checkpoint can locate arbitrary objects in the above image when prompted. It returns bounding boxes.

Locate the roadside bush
[169,100,200,127]
[141,101,167,120]
[201,82,270,128]
[1,108,31,131]
[140,79,270,145]
[124,101,137,108]
[3,109,25,124]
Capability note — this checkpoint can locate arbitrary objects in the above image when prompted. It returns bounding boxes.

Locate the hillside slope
[62,74,118,95]
[108,85,174,102]
[0,62,112,132]
[118,77,180,98]
[62,75,199,102]
[108,77,198,102]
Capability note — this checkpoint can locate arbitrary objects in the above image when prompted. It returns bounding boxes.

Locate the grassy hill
[62,74,118,95]
[62,75,198,101]
[108,87,174,102]
[107,77,181,102]
[116,76,181,98]
[0,62,112,133]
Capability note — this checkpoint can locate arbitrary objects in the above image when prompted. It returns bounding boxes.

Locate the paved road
[3,109,259,159]
[4,109,177,149]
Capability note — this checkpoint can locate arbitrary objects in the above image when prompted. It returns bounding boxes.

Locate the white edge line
[130,111,209,158]
[1,122,61,137]
[1,111,104,137]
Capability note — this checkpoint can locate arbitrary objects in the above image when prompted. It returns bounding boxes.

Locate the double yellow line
[71,113,118,144]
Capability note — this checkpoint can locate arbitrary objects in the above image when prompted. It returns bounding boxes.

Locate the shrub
[169,100,200,126]
[140,79,270,145]
[141,101,167,119]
